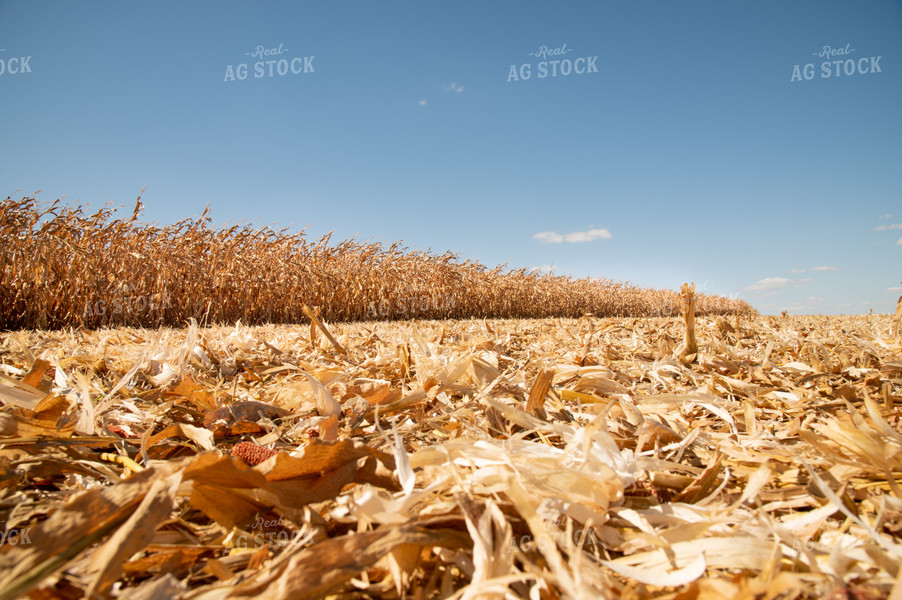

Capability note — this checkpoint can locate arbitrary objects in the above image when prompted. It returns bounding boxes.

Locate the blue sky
[1,0,900,315]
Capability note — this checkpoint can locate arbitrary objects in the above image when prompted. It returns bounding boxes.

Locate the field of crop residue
[1,313,901,599]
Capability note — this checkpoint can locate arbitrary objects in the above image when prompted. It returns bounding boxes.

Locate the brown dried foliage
[0,195,756,330]
[0,314,900,598]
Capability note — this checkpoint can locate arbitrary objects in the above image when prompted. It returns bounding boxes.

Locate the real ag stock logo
[1,528,32,546]
[507,43,598,82]
[0,49,32,76]
[790,43,882,82]
[224,43,315,82]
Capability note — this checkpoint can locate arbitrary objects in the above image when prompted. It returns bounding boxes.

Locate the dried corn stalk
[0,196,756,329]
[525,369,554,419]
[894,289,902,338]
[679,282,698,363]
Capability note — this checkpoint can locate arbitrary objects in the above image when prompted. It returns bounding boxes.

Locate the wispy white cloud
[886,286,902,293]
[788,268,807,273]
[744,276,811,293]
[533,231,564,244]
[533,227,612,244]
[442,82,464,93]
[745,277,793,292]
[418,99,427,106]
[564,228,612,243]
[875,223,902,231]
[879,214,892,219]
[897,237,902,246]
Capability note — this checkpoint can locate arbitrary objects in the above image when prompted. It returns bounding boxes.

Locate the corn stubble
[0,195,755,330]
[0,314,900,599]
[894,290,902,338]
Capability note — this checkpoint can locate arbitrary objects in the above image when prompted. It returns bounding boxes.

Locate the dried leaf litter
[0,313,901,599]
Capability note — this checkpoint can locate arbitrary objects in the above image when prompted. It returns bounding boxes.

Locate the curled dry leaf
[203,401,289,437]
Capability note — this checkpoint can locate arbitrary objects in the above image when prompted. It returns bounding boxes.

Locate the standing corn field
[0,196,756,330]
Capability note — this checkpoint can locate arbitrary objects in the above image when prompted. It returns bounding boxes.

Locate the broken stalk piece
[680,282,698,364]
